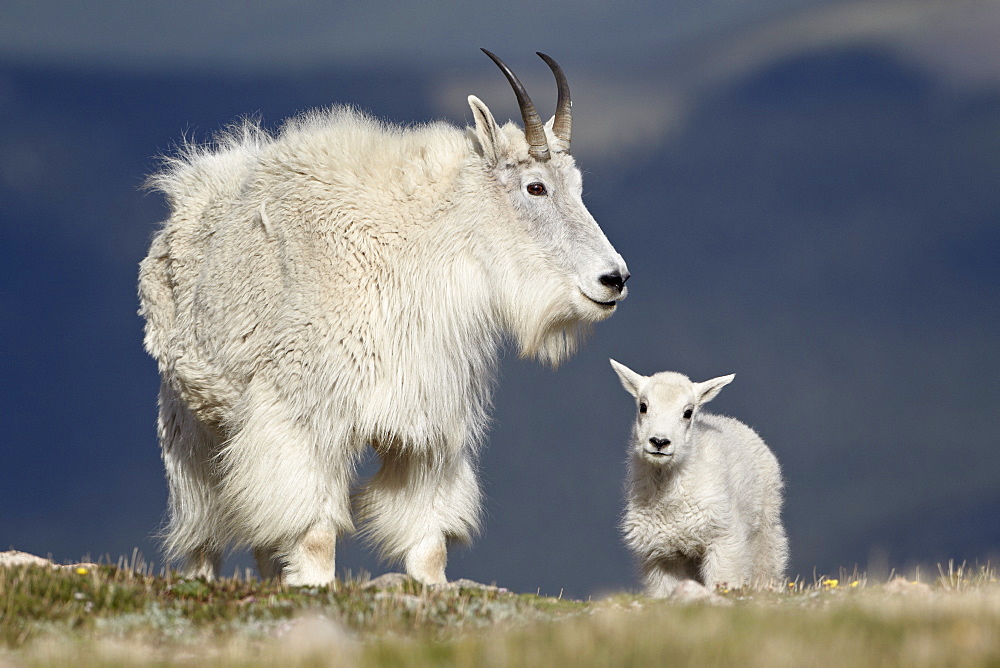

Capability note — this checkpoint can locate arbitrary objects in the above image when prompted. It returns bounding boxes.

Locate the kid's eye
[639,402,647,414]
[526,182,547,196]
[683,408,693,419]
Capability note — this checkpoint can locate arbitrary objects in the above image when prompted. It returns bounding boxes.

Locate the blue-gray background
[2,0,998,597]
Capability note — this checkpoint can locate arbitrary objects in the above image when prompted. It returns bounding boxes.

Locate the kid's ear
[610,359,645,398]
[468,95,509,166]
[695,374,735,406]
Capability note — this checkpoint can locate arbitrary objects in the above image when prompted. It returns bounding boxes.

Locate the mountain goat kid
[138,50,629,587]
[610,361,787,596]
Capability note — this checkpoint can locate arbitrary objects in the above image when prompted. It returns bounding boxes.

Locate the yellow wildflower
[75,567,89,575]
[822,579,839,588]
[850,581,860,588]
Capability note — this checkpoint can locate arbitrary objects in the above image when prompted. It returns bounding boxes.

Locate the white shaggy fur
[611,361,787,595]
[138,64,628,586]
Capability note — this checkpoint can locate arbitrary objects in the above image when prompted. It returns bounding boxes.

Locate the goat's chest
[650,484,728,553]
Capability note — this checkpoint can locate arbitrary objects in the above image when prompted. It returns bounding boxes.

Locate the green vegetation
[2,559,998,666]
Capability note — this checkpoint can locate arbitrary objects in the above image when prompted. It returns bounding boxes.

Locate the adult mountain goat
[139,50,629,586]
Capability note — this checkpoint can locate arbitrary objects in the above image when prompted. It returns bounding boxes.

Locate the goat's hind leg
[158,382,226,580]
[184,545,223,580]
[218,392,354,587]
[252,525,339,586]
[252,545,282,581]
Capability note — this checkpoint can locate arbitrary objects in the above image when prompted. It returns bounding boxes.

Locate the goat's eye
[526,182,547,196]
[683,408,693,419]
[639,402,647,414]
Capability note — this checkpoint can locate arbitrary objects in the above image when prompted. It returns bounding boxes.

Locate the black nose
[599,271,629,293]
[649,437,671,449]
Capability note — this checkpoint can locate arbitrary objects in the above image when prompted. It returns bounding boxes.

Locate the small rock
[362,572,507,592]
[0,550,53,568]
[0,550,103,573]
[434,578,501,592]
[362,572,415,590]
[884,576,931,595]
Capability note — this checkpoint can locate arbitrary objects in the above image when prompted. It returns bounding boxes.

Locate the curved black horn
[536,52,571,152]
[481,48,550,161]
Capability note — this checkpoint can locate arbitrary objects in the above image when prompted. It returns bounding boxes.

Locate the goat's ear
[610,359,644,398]
[543,115,569,153]
[468,95,509,165]
[695,374,735,406]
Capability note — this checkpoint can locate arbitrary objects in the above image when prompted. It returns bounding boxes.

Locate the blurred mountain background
[2,0,998,597]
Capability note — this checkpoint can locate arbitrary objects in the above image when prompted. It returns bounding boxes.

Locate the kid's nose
[648,437,671,450]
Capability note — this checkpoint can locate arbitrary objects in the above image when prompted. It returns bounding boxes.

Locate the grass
[2,557,998,666]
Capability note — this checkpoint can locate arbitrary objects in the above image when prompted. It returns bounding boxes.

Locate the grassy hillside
[2,557,997,666]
